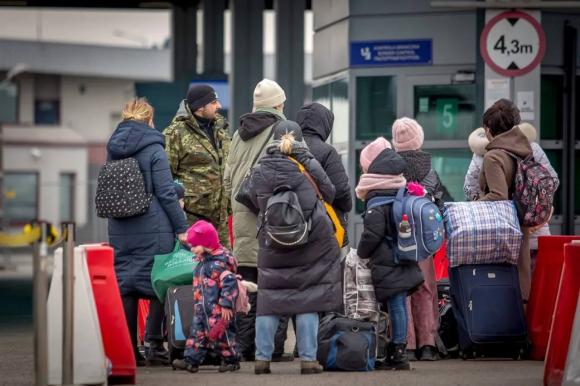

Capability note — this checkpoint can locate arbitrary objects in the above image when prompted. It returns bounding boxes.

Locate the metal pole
[33,221,49,386]
[62,222,75,385]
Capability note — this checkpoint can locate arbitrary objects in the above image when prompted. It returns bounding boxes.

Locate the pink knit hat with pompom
[392,117,424,151]
[360,137,392,173]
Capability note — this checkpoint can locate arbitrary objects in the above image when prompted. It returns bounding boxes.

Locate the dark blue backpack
[366,187,444,264]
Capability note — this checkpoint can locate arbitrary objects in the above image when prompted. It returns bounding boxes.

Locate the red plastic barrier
[544,242,580,386]
[527,236,580,360]
[85,244,136,384]
[137,299,150,345]
[434,242,449,281]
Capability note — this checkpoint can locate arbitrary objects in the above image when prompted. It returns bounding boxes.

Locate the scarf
[355,173,407,200]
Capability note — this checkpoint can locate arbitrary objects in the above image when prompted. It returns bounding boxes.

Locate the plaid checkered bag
[443,201,522,267]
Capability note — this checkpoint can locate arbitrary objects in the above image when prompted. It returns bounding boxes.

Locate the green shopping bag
[151,240,197,301]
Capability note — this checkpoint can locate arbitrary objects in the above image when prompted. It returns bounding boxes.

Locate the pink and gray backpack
[504,151,557,227]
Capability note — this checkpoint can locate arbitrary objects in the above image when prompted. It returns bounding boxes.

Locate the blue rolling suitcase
[449,264,529,359]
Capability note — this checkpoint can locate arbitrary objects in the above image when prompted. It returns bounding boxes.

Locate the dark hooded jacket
[357,149,424,302]
[479,126,533,202]
[297,103,353,235]
[397,150,445,212]
[107,120,189,297]
[245,129,341,316]
[224,108,286,268]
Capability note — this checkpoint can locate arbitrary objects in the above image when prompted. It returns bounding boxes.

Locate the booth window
[414,84,476,141]
[430,149,472,202]
[3,172,39,226]
[356,76,396,140]
[0,82,18,124]
[540,75,564,141]
[59,173,75,222]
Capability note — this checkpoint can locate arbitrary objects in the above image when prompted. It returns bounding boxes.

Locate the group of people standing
[105,77,552,374]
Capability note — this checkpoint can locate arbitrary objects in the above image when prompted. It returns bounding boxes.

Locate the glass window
[430,149,473,203]
[414,84,477,141]
[35,100,60,125]
[0,82,17,124]
[540,75,564,140]
[330,79,349,144]
[3,173,39,226]
[59,173,75,222]
[312,84,331,110]
[356,76,396,140]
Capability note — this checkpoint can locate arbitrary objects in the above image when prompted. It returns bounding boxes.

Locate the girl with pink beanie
[172,220,241,373]
[391,117,444,362]
[356,137,424,370]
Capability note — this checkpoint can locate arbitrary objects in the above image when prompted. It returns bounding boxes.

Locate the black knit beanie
[273,120,303,142]
[186,84,218,112]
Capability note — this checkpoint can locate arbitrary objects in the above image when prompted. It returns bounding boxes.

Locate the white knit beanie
[253,79,286,109]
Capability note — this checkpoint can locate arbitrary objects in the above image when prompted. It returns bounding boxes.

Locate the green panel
[545,150,563,215]
[430,149,473,202]
[135,80,191,131]
[356,76,396,140]
[331,79,349,144]
[313,84,331,110]
[414,84,477,141]
[4,173,38,225]
[0,83,17,124]
[540,75,564,140]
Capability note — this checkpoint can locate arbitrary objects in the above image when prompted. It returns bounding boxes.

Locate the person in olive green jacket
[223,79,287,360]
[164,84,231,246]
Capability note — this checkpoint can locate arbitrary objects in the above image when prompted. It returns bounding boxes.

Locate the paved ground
[0,268,545,386]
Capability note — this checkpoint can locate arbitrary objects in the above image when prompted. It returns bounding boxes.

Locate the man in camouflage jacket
[164,84,231,246]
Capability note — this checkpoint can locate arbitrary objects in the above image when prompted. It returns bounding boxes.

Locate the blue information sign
[350,39,433,67]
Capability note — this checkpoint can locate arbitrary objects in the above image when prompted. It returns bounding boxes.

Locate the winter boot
[219,360,241,373]
[145,341,170,366]
[171,359,199,373]
[387,343,411,370]
[254,360,271,374]
[418,345,439,361]
[300,360,324,374]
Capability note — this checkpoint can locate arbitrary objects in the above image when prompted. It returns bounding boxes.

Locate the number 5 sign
[480,11,546,77]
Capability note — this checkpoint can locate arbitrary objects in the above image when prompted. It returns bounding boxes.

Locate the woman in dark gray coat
[244,121,341,375]
[106,99,189,366]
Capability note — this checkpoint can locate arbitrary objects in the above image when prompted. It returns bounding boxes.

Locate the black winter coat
[246,146,342,316]
[398,150,446,213]
[357,189,424,302]
[107,120,189,297]
[297,103,353,216]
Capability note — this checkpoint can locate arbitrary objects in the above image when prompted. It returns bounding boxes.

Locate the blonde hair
[279,131,295,155]
[122,98,154,123]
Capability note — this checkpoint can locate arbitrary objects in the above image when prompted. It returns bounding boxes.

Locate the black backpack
[95,158,152,218]
[260,187,310,249]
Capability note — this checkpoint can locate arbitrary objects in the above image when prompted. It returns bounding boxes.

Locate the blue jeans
[255,313,319,361]
[387,292,408,345]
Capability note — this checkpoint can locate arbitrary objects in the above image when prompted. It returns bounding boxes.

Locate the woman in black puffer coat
[355,137,424,371]
[297,103,352,246]
[245,121,341,375]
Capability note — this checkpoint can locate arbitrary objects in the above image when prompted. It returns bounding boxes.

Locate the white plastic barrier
[47,246,107,385]
[563,295,580,386]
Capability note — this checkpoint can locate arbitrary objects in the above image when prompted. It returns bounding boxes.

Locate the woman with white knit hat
[391,117,444,362]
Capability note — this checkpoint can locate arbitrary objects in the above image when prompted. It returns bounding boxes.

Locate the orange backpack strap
[287,157,345,247]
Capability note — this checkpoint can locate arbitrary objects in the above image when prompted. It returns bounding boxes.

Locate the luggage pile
[443,201,529,360]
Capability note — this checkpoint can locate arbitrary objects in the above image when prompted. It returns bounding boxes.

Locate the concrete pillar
[202,0,225,76]
[275,0,305,121]
[172,3,199,80]
[230,0,264,126]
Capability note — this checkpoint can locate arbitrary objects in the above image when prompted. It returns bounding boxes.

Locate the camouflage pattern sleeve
[163,125,182,177]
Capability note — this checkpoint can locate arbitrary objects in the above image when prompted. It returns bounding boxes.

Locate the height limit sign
[480,11,546,77]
